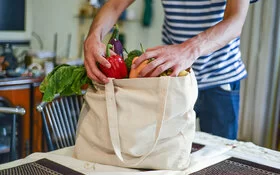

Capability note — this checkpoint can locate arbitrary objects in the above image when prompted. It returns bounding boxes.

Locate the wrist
[88,23,103,40]
[181,37,202,61]
[87,30,102,43]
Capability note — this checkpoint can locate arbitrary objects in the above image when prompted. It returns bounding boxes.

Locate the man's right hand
[83,0,135,84]
[84,34,111,84]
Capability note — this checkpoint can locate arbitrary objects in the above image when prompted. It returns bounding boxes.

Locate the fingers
[139,57,166,77]
[84,40,110,84]
[131,46,174,77]
[147,61,174,77]
[132,49,160,69]
[93,52,111,68]
[86,41,111,68]
[84,57,109,84]
[84,58,100,83]
[169,65,182,77]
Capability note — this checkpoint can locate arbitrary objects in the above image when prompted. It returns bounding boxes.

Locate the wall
[31,0,164,60]
[77,1,164,57]
[31,0,86,59]
[122,1,164,51]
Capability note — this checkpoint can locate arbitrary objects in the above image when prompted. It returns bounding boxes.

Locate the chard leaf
[39,64,70,93]
[40,65,90,102]
[60,66,88,96]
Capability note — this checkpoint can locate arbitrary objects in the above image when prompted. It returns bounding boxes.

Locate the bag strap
[105,77,170,166]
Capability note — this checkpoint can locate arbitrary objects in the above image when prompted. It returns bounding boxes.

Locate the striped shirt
[161,0,258,89]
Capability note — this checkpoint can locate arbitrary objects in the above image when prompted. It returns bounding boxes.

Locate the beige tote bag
[74,70,198,170]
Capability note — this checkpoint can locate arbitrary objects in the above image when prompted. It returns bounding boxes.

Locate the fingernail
[106,63,111,68]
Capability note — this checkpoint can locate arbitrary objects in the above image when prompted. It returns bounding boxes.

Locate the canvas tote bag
[74,70,198,170]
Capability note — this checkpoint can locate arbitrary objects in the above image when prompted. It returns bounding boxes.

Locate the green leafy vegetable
[39,64,91,102]
[125,49,142,71]
[39,64,70,93]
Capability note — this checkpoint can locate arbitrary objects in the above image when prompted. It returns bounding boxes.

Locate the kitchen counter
[0,76,44,86]
[0,76,45,159]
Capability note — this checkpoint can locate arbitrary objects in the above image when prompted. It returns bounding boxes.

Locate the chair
[0,97,25,162]
[36,91,85,151]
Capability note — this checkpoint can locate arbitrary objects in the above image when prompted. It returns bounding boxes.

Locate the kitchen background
[32,0,280,151]
[0,0,279,163]
[31,0,164,60]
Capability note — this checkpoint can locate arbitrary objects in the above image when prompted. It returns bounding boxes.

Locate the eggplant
[109,24,123,58]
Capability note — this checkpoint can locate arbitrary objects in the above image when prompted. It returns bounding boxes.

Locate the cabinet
[0,76,44,158]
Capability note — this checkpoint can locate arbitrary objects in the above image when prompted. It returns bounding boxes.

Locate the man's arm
[87,0,134,41]
[187,0,250,58]
[133,0,251,77]
[84,0,134,83]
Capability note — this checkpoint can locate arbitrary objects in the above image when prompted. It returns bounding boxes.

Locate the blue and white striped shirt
[161,0,258,89]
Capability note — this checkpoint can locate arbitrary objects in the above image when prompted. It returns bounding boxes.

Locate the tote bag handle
[105,77,170,166]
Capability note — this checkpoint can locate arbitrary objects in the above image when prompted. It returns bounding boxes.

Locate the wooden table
[0,76,44,158]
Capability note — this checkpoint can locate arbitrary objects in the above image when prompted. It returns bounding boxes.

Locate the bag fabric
[73,71,198,170]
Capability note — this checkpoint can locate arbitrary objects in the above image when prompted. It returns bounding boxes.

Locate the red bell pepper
[99,44,128,79]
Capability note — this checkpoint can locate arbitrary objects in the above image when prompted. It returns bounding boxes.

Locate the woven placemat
[190,157,280,175]
[0,158,84,175]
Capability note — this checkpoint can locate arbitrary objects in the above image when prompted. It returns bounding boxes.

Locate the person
[84,0,258,140]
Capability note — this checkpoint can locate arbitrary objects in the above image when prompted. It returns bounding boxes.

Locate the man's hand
[132,42,199,77]
[84,35,111,84]
[83,0,134,84]
[132,0,250,77]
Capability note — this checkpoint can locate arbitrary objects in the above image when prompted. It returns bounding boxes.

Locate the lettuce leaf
[40,64,91,102]
[39,64,70,93]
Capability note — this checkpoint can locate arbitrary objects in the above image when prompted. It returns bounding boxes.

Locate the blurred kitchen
[0,0,279,165]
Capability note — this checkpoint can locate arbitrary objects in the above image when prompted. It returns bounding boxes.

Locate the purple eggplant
[109,24,123,58]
